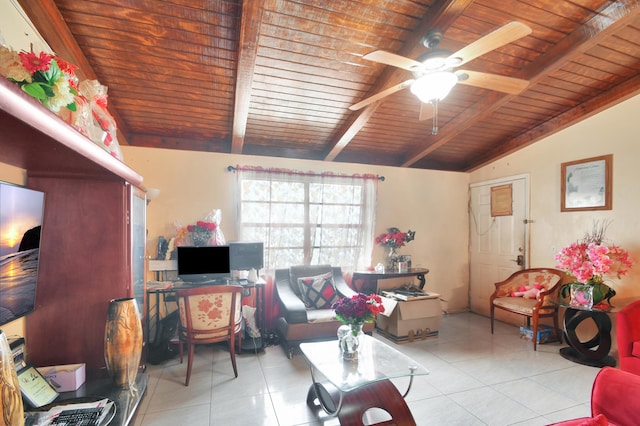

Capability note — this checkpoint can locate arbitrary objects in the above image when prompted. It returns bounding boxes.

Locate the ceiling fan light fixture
[410,72,458,103]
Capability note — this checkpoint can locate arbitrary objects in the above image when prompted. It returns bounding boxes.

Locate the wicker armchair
[490,268,570,350]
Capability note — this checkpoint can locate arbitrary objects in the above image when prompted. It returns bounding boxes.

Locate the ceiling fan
[349,21,532,134]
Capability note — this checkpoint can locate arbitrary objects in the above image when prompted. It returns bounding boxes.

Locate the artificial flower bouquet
[0,45,123,160]
[187,220,217,246]
[555,222,632,306]
[332,293,385,326]
[0,47,78,113]
[375,227,416,249]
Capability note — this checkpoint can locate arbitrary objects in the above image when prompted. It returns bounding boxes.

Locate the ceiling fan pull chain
[431,99,439,135]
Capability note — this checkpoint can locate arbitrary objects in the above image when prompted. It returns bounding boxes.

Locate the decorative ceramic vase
[105,298,143,389]
[339,323,364,361]
[0,330,24,426]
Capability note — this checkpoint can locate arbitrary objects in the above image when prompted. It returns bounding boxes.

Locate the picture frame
[561,154,612,212]
[491,184,513,217]
[16,363,59,408]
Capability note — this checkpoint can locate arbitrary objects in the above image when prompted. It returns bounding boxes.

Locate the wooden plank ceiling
[18,0,640,171]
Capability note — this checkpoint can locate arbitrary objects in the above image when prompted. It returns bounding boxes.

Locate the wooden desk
[352,268,429,294]
[146,279,266,353]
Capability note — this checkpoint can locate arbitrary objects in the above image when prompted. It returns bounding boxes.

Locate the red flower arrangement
[331,293,385,325]
[187,221,217,246]
[375,227,416,249]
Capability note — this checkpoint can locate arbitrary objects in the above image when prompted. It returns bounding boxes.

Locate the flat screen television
[176,245,231,283]
[0,181,45,326]
[229,242,264,271]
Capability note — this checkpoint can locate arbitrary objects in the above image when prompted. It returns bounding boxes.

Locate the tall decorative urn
[0,330,24,426]
[104,298,143,389]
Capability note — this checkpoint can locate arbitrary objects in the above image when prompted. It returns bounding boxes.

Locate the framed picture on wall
[561,154,612,212]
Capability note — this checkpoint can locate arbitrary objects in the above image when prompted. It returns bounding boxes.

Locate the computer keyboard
[51,407,103,425]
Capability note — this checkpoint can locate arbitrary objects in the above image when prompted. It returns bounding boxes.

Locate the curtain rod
[227,165,385,181]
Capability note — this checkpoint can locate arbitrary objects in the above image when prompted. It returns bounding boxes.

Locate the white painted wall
[470,94,640,306]
[122,148,471,313]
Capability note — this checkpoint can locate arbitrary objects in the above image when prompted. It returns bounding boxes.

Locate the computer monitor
[229,242,264,271]
[176,246,230,283]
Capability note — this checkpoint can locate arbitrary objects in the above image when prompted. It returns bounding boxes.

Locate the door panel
[469,176,529,317]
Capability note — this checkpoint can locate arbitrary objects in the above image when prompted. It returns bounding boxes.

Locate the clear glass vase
[387,247,399,270]
[339,323,364,361]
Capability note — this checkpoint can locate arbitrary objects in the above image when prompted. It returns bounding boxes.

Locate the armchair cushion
[297,272,337,309]
[632,341,640,358]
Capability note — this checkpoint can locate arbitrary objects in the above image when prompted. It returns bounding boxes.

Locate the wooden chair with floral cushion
[175,285,243,386]
[490,268,570,350]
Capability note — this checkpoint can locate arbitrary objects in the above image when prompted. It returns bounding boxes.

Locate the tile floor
[133,312,607,426]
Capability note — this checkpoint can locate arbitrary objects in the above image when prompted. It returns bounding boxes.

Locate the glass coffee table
[299,335,429,425]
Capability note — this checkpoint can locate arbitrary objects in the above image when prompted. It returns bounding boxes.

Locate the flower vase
[569,284,593,309]
[387,247,399,270]
[104,298,143,389]
[0,330,24,426]
[339,323,364,361]
[192,233,209,247]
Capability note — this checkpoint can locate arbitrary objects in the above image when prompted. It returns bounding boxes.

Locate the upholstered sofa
[549,367,640,426]
[616,299,640,376]
[274,265,374,358]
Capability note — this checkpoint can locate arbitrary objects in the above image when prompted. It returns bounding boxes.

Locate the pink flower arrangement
[332,293,385,325]
[555,224,632,284]
[375,227,416,249]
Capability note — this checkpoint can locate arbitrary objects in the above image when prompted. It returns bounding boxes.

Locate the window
[235,167,377,271]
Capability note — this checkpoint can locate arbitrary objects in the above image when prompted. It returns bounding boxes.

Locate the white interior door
[469,175,529,317]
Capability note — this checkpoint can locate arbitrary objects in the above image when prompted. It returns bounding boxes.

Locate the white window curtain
[234,166,378,272]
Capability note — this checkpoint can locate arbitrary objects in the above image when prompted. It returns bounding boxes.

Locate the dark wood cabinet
[0,78,145,375]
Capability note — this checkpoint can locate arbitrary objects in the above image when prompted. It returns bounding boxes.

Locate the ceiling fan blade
[363,50,424,72]
[449,21,532,66]
[456,70,529,95]
[349,79,415,111]
[419,102,434,121]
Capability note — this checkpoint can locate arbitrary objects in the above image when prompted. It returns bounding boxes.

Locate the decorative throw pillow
[297,272,337,309]
[632,341,640,358]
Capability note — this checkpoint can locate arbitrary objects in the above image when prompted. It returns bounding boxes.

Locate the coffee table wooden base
[306,379,416,426]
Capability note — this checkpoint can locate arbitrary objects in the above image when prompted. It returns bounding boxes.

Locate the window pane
[238,173,374,270]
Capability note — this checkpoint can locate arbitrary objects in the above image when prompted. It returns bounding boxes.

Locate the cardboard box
[376,294,442,342]
[519,325,558,344]
[39,363,85,392]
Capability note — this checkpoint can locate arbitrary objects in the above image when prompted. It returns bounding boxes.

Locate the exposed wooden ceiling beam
[232,0,264,154]
[323,0,475,161]
[465,74,640,172]
[402,0,640,167]
[17,0,131,146]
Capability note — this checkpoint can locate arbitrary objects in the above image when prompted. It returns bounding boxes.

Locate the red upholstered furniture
[616,300,640,376]
[549,367,640,426]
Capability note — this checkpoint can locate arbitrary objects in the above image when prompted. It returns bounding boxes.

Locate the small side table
[560,305,617,367]
[352,268,429,294]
